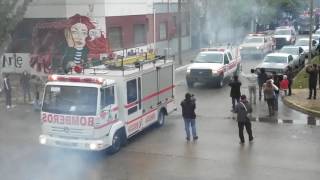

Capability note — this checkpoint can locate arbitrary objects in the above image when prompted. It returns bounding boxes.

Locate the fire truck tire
[155,111,165,127]
[108,130,123,154]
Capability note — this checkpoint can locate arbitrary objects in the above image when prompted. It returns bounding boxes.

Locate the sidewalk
[283,89,320,117]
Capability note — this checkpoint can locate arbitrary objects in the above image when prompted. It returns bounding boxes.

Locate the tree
[0,0,32,55]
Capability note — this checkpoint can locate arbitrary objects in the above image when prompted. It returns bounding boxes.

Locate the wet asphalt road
[1,57,320,180]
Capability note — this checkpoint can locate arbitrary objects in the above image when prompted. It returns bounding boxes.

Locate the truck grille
[264,68,284,74]
[49,126,93,138]
[275,38,287,49]
[190,69,212,77]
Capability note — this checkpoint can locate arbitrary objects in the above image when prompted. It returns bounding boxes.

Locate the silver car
[279,46,305,68]
[256,53,295,75]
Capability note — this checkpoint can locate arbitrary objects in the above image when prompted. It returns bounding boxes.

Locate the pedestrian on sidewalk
[306,64,318,99]
[235,95,253,144]
[180,93,198,141]
[20,70,31,103]
[257,68,268,101]
[229,75,242,112]
[241,69,257,105]
[285,66,294,96]
[280,75,289,96]
[263,79,278,116]
[2,73,12,109]
[31,75,43,110]
[272,72,280,111]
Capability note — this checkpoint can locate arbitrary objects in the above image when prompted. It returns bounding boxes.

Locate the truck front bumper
[186,74,221,84]
[39,134,111,151]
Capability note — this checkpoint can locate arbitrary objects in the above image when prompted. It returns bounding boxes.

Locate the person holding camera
[234,95,253,144]
[180,93,198,141]
[306,64,318,100]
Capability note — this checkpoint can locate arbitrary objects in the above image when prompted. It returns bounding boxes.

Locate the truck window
[42,86,98,115]
[100,86,115,109]
[224,54,229,64]
[127,79,138,114]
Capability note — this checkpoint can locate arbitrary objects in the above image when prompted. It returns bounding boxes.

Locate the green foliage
[0,0,32,48]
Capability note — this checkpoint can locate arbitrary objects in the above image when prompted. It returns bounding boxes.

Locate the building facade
[2,0,191,75]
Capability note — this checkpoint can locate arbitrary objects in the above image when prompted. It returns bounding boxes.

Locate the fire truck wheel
[156,111,165,127]
[108,130,123,154]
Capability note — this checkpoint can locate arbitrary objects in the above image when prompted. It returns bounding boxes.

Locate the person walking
[263,79,278,116]
[257,68,268,101]
[20,71,31,103]
[241,69,257,105]
[285,66,294,96]
[229,75,242,112]
[3,74,12,109]
[280,75,289,96]
[235,95,253,144]
[180,93,198,141]
[31,75,43,110]
[272,72,280,111]
[306,64,318,99]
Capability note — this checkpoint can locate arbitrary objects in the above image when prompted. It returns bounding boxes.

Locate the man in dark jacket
[235,95,253,144]
[306,64,318,99]
[257,68,268,100]
[180,93,198,141]
[285,66,294,96]
[229,75,241,112]
[20,70,31,103]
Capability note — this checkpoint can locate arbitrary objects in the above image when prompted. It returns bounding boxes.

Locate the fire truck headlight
[286,37,290,41]
[89,143,98,150]
[39,136,47,145]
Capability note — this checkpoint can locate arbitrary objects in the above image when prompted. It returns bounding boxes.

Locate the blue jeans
[232,97,240,111]
[184,118,197,138]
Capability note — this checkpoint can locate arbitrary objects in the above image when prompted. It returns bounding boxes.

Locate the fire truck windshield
[42,85,98,115]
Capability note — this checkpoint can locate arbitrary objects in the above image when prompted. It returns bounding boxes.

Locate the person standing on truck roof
[229,75,242,112]
[257,68,268,101]
[180,93,198,141]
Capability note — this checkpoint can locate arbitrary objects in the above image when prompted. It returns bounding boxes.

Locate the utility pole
[178,0,182,65]
[309,0,314,64]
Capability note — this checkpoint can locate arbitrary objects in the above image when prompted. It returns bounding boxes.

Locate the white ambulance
[39,58,176,154]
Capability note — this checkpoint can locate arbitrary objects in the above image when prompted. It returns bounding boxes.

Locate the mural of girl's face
[70,22,88,48]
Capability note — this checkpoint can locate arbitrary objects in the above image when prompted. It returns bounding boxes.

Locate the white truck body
[186,48,241,88]
[39,59,176,152]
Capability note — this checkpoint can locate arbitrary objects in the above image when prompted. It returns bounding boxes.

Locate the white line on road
[175,64,189,72]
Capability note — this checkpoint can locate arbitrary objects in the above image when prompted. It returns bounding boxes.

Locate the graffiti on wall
[30,14,111,74]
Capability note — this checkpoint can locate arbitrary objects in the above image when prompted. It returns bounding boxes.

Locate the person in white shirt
[241,69,258,105]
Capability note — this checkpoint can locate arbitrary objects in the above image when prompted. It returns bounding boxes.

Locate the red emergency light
[48,75,104,84]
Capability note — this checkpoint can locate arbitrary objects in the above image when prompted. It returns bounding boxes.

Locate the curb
[282,96,320,117]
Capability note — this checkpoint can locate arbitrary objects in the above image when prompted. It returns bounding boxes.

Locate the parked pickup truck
[186,48,241,88]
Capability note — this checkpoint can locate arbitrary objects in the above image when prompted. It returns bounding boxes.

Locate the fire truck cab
[39,58,176,154]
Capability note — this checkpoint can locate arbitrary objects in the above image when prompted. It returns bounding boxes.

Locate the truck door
[224,53,230,76]
[125,78,142,135]
[97,85,118,131]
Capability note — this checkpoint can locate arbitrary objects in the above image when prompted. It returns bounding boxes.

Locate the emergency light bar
[201,48,225,52]
[48,75,104,84]
[248,33,265,36]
